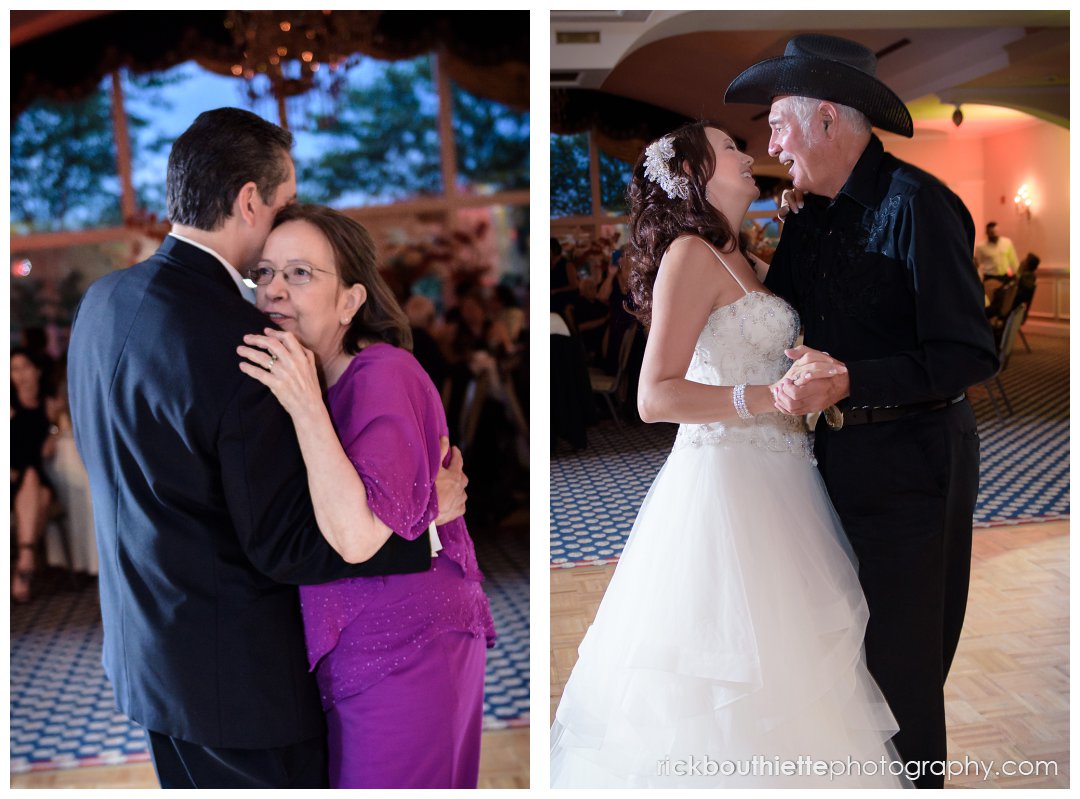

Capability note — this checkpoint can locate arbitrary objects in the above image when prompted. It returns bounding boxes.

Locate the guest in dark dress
[569,277,610,362]
[597,251,640,376]
[11,347,55,603]
[551,237,578,315]
[237,204,495,788]
[404,294,450,395]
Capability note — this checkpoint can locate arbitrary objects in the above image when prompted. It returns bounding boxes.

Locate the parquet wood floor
[551,521,1068,788]
[10,728,530,789]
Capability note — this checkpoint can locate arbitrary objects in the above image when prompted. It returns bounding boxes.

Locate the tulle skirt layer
[550,441,907,788]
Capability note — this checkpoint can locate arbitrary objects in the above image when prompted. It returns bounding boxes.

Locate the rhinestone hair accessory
[643,136,690,200]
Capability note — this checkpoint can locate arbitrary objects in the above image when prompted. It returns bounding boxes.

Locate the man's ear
[819,102,838,138]
[234,181,260,226]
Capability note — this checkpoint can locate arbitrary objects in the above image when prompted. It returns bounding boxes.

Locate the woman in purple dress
[237,204,495,788]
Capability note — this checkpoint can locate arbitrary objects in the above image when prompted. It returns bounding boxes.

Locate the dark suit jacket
[67,236,431,749]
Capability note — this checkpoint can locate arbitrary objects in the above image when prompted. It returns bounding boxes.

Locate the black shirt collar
[837,134,886,210]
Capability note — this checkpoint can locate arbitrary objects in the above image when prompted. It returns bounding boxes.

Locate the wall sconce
[951,104,963,127]
[1014,184,1033,220]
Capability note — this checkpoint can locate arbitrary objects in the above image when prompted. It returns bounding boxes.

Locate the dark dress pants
[145,729,328,789]
[815,400,980,789]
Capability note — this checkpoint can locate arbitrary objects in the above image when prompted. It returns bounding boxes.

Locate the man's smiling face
[768,96,820,194]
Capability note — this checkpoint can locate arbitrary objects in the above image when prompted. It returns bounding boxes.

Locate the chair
[458,370,492,458]
[986,276,1019,319]
[986,277,1020,349]
[589,325,637,428]
[1014,253,1040,352]
[979,302,1026,420]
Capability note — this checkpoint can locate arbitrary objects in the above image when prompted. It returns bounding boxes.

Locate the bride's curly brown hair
[625,120,749,327]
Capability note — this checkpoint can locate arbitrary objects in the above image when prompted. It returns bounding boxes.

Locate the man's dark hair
[551,237,563,257]
[986,221,998,231]
[166,108,294,231]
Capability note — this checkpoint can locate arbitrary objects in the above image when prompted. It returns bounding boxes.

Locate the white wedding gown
[550,272,908,787]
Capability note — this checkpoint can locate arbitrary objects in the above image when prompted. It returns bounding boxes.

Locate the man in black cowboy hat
[726,34,997,788]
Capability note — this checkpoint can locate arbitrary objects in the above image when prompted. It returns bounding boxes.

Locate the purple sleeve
[328,351,445,540]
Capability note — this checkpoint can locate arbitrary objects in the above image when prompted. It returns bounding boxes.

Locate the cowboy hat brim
[725,55,914,138]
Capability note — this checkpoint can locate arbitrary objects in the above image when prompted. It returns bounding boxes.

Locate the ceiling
[550,10,1069,160]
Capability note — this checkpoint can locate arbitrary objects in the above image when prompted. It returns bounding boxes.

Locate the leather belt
[841,394,966,426]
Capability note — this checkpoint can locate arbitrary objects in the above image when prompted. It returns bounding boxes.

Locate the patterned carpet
[10,529,529,774]
[551,333,1069,568]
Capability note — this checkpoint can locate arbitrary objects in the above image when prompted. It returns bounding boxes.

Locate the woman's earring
[341,317,352,325]
[705,187,710,203]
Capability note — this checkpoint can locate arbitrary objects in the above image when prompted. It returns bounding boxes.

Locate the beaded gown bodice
[672,289,813,461]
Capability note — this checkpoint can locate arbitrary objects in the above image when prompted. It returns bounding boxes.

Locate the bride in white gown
[550,122,909,788]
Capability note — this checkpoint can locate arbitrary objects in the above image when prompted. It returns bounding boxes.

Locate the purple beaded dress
[299,343,496,788]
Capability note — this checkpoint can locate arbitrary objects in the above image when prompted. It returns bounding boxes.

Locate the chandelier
[224,11,381,115]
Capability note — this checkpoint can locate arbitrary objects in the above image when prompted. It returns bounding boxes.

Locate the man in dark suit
[67,108,466,788]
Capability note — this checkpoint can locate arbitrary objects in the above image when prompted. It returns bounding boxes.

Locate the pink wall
[880,119,1069,271]
[980,122,1069,271]
[883,132,986,230]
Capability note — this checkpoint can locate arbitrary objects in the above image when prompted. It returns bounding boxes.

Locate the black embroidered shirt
[766,135,998,407]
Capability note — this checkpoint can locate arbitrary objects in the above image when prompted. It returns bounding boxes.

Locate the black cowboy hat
[724,34,914,138]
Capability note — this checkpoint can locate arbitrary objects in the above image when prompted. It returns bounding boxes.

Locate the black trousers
[145,729,328,789]
[816,400,980,789]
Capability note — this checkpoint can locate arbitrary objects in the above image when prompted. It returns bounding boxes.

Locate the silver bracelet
[733,383,753,420]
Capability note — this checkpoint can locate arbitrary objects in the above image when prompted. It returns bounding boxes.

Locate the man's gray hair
[786,96,871,141]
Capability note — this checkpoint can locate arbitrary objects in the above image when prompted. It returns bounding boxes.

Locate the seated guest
[1015,252,1040,323]
[11,347,54,603]
[596,251,638,375]
[568,277,609,362]
[43,366,98,576]
[21,326,59,391]
[551,238,577,315]
[404,294,449,395]
[491,285,526,349]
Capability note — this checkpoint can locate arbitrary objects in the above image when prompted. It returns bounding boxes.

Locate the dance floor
[551,520,1069,788]
[551,332,1069,568]
[10,525,529,776]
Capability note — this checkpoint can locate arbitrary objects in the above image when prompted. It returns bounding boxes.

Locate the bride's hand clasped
[773,346,850,415]
[238,328,323,420]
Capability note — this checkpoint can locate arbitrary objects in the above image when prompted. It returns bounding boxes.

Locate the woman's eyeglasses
[246,263,336,286]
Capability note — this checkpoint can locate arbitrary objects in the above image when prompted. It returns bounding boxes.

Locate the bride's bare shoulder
[662,235,720,265]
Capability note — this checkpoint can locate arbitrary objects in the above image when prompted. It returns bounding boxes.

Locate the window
[452,82,529,194]
[122,63,255,221]
[550,132,591,218]
[297,56,442,206]
[598,150,632,216]
[11,76,120,233]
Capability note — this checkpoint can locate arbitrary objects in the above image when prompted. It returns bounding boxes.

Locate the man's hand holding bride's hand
[772,346,850,415]
[238,328,323,422]
[433,436,468,525]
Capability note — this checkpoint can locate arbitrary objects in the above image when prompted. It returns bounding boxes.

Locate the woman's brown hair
[272,204,413,353]
[625,120,749,327]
